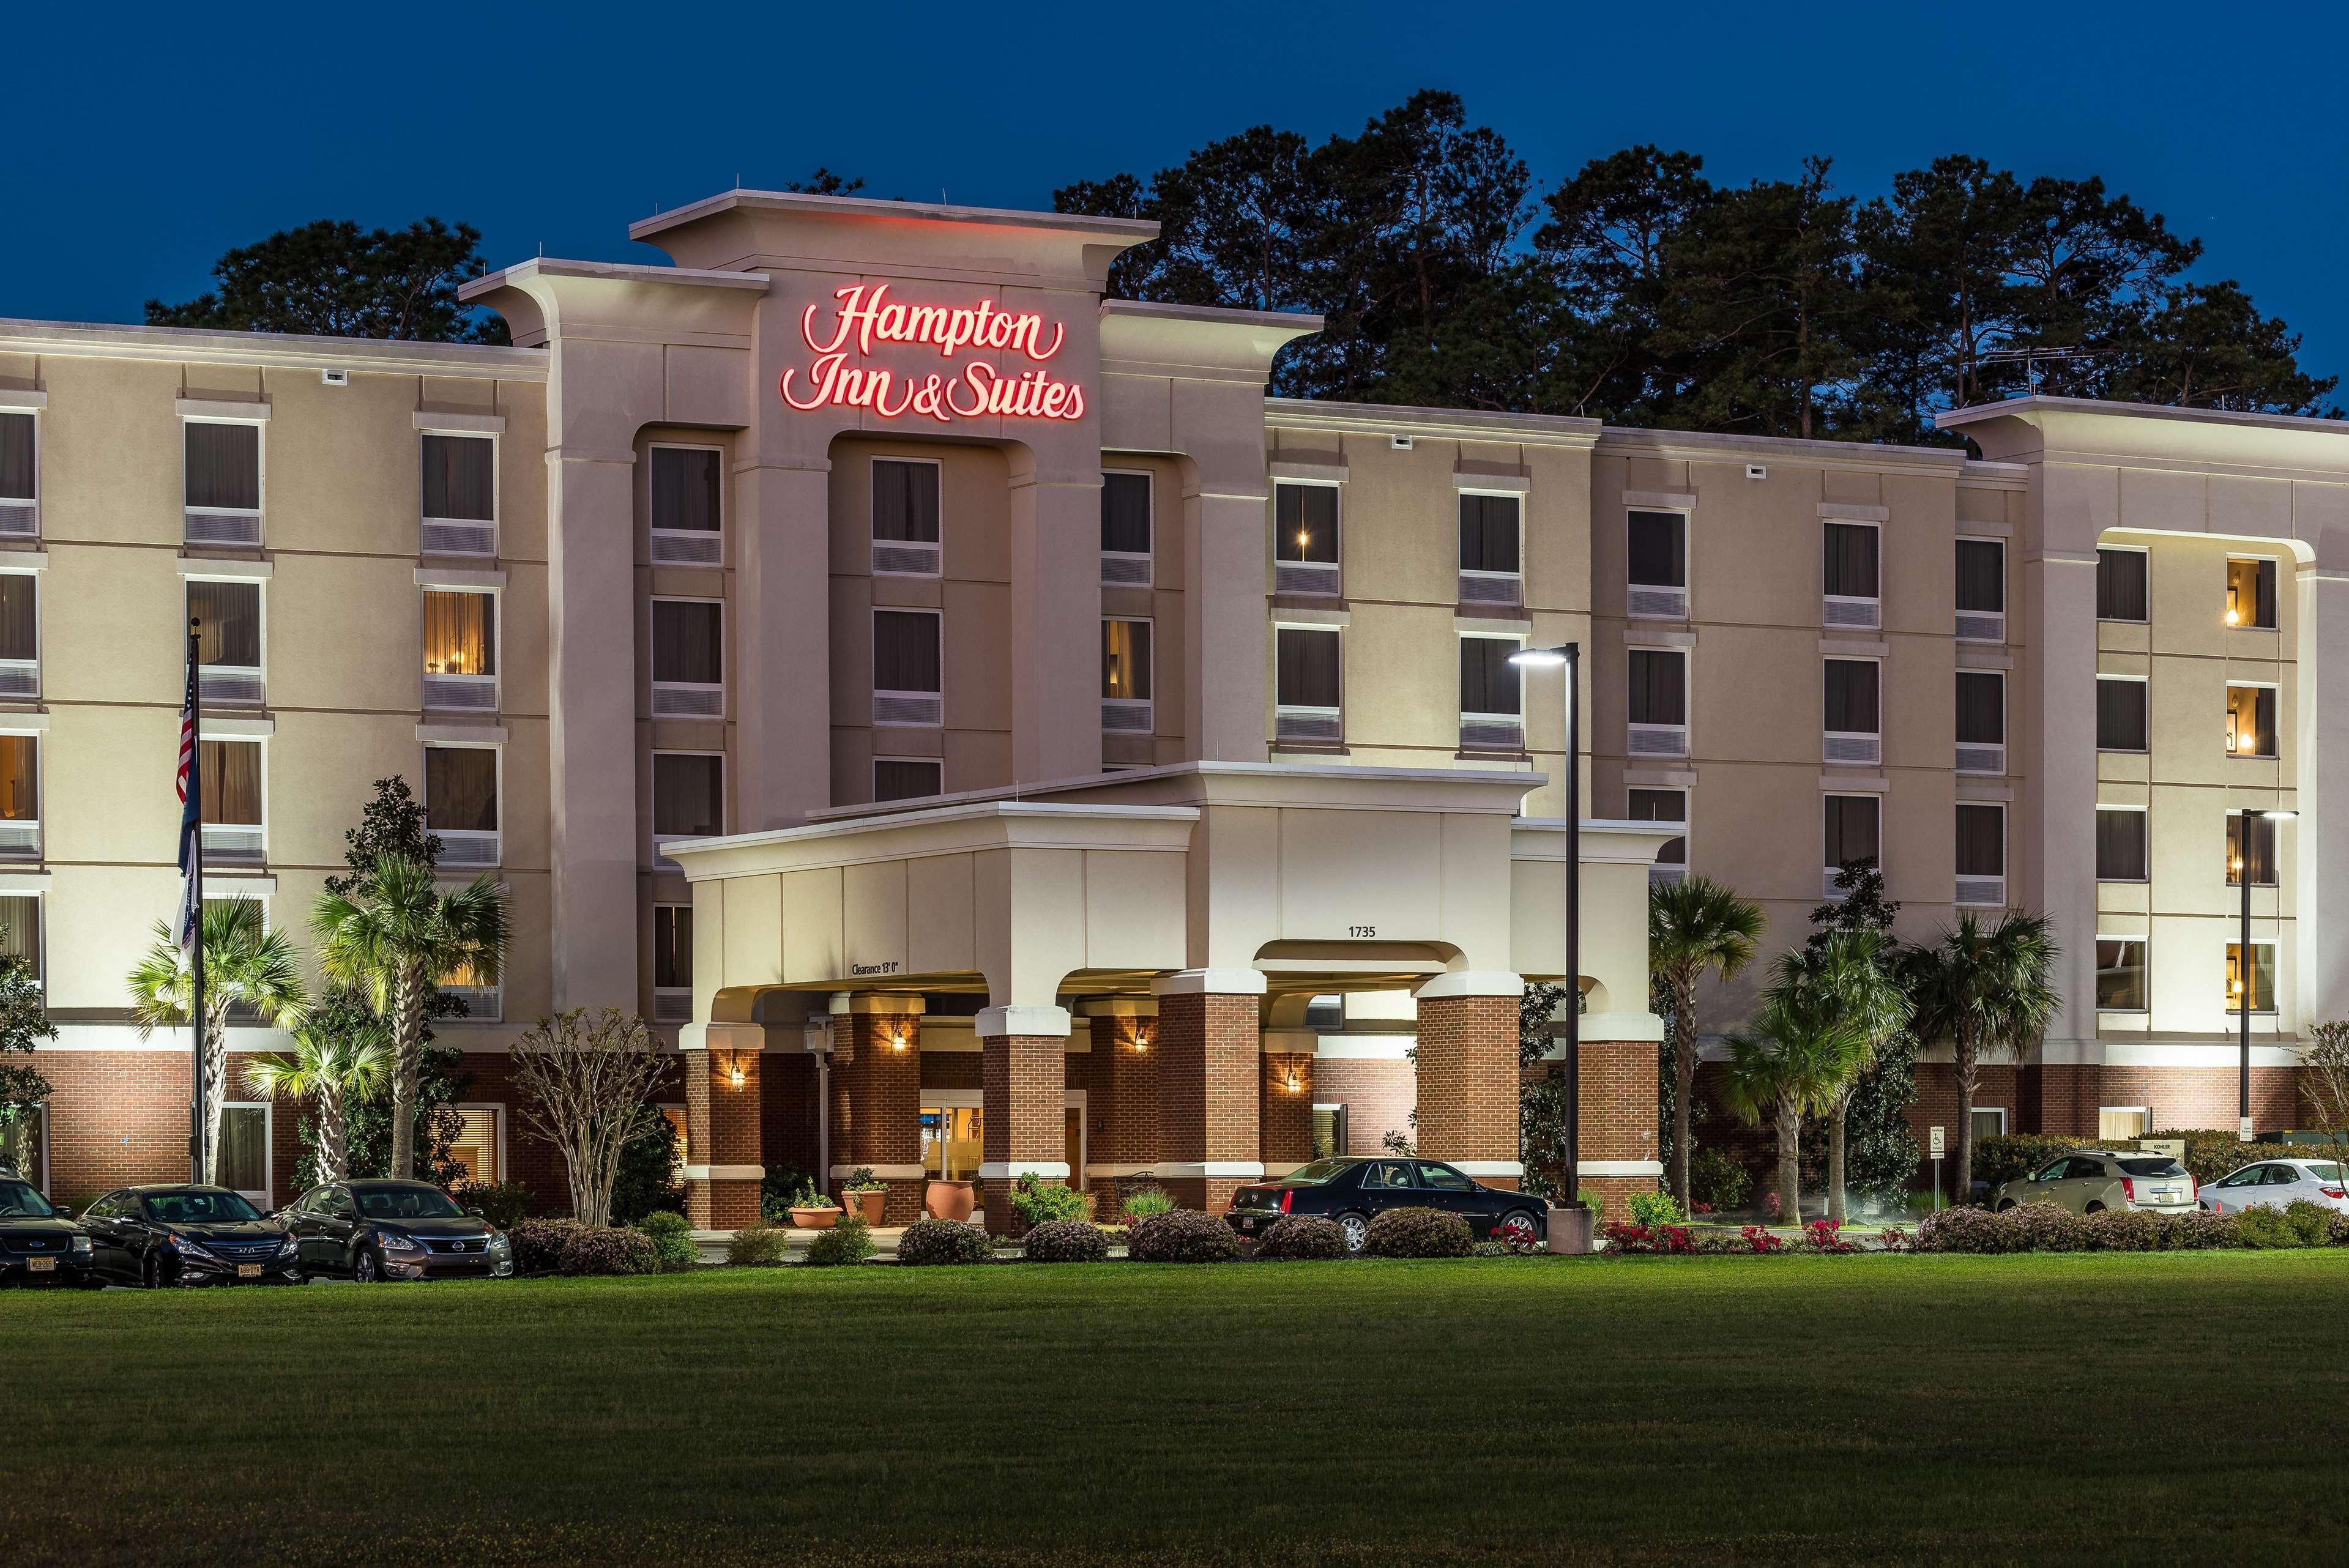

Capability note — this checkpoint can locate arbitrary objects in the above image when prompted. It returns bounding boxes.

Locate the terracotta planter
[846,1189,888,1225]
[924,1180,975,1222]
[788,1206,840,1230]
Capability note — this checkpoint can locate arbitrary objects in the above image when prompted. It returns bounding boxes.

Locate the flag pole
[185,618,207,1185]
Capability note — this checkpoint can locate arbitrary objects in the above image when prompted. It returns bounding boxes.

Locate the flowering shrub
[2080,1208,2162,1252]
[1915,1206,2026,1254]
[1009,1175,1092,1228]
[1365,1206,1476,1258]
[804,1213,874,1266]
[2008,1202,2088,1252]
[1738,1225,1785,1254]
[1802,1219,1853,1254]
[1486,1216,1543,1255]
[1875,1225,1913,1252]
[896,1217,996,1266]
[1763,1190,1783,1221]
[557,1227,660,1277]
[1690,1201,1715,1216]
[2163,1207,2241,1250]
[1021,1220,1109,1263]
[1254,1215,1347,1260]
[508,1219,585,1276]
[1923,1202,2257,1253]
[635,1209,699,1272]
[1601,1222,1696,1255]
[725,1218,790,1266]
[1129,1208,1242,1263]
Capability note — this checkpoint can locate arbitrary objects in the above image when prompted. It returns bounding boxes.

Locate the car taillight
[2323,1188,2347,1200]
[1280,1190,1293,1214]
[2121,1178,2137,1203]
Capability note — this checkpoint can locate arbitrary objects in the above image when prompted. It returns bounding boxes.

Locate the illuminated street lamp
[2236,805,2298,1142]
[1510,644,1581,1216]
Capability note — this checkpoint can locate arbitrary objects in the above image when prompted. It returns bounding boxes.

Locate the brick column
[1415,972,1524,1190]
[679,1023,765,1230]
[832,995,927,1225]
[1152,968,1265,1212]
[1082,1001,1158,1206]
[979,1005,1071,1238]
[1576,1036,1662,1219]
[1260,1031,1316,1172]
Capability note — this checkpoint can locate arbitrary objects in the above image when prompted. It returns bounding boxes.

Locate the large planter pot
[846,1189,888,1225]
[924,1180,974,1222]
[789,1206,841,1230]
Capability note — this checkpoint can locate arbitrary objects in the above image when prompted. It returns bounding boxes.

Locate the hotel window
[652,599,724,718]
[425,745,499,868]
[1823,793,1880,897]
[1955,803,2006,907]
[2097,546,2148,622]
[871,458,941,576]
[1823,521,1881,629]
[2226,812,2279,888]
[2098,1107,2151,1142]
[0,735,34,860]
[1822,658,1880,765]
[217,1102,270,1206]
[1101,470,1152,586]
[1273,625,1342,743]
[1458,636,1524,751]
[0,573,35,699]
[1311,1104,1348,1159]
[872,610,942,726]
[0,893,39,985]
[2225,684,2276,758]
[199,739,264,863]
[1627,648,1688,758]
[440,957,501,1022]
[421,590,497,711]
[652,905,693,1024]
[2226,557,2277,630]
[874,758,943,802]
[1971,1107,2009,1142]
[1274,483,1340,595]
[184,420,261,546]
[2096,938,2148,1012]
[1955,670,2005,775]
[1956,538,2005,642]
[0,411,34,537]
[650,445,723,565]
[2096,676,2148,753]
[1457,493,1522,608]
[2225,941,2276,1014]
[449,1107,504,1183]
[1626,510,1687,619]
[1102,618,1153,735]
[1629,787,1687,887]
[2096,807,2148,882]
[653,752,724,866]
[188,579,264,707]
[420,433,496,556]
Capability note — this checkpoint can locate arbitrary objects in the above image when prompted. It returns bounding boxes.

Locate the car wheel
[1335,1213,1371,1254]
[1493,1210,1543,1250]
[353,1249,381,1284]
[2084,1202,2105,1215]
[1996,1200,2017,1213]
[141,1252,164,1290]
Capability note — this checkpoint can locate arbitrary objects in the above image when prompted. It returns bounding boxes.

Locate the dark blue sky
[12,3,2346,387]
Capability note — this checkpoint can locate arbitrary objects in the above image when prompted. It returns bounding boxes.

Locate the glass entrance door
[921,1107,982,1183]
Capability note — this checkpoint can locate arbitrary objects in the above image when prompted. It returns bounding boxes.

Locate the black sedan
[281,1179,512,1281]
[0,1174,97,1287]
[1226,1156,1548,1252]
[78,1186,300,1287]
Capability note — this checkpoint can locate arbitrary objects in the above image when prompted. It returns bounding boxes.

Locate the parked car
[0,1174,96,1288]
[2199,1158,2349,1215]
[281,1179,513,1281]
[77,1186,300,1287]
[1991,1150,2196,1216]
[1226,1156,1548,1252]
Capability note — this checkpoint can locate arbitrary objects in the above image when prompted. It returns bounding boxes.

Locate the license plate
[237,1263,261,1279]
[28,1256,53,1273]
[2153,1191,2177,1202]
[1238,1217,1256,1232]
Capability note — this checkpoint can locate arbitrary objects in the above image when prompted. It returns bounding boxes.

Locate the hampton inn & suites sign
[780,283,1085,423]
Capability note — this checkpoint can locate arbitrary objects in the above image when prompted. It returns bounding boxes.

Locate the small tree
[1904,912,2058,1205]
[0,917,55,1178]
[2300,1021,2349,1181]
[322,776,442,900]
[1798,925,1912,1225]
[1516,979,1575,1197]
[1719,953,1871,1225]
[510,1009,669,1227]
[1650,876,1766,1209]
[244,1007,391,1184]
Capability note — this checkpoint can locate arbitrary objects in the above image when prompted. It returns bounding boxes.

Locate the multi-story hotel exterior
[4,188,2343,1221]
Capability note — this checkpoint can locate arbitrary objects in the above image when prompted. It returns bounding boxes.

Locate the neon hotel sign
[780,283,1084,423]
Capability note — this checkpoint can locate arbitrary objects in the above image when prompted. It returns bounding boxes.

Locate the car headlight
[70,1234,91,1254]
[487,1233,512,1256]
[165,1232,206,1256]
[277,1235,299,1257]
[376,1231,425,1254]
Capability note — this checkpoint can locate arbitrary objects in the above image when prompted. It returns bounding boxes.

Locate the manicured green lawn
[7,1252,2345,1567]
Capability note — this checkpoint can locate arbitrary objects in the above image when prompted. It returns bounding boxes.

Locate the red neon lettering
[788,286,1082,422]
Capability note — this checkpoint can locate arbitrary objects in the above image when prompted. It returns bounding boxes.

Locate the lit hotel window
[1274,483,1339,595]
[422,590,496,710]
[2225,942,2275,1014]
[2225,557,2277,629]
[2226,685,2276,757]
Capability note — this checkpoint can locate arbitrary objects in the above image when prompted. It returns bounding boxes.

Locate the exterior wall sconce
[1284,1074,1303,1093]
[890,1033,909,1051]
[1133,1027,1152,1053]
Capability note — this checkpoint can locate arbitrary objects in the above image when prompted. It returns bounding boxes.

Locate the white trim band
[830,1164,926,1181]
[177,396,270,422]
[1152,968,1269,997]
[678,1023,764,1053]
[1148,1161,1265,1178]
[1082,1164,1161,1179]
[977,1162,1072,1180]
[1448,1161,1526,1177]
[976,1005,1071,1038]
[413,410,508,434]
[1577,1160,1665,1178]
[682,1165,764,1181]
[1416,970,1525,1000]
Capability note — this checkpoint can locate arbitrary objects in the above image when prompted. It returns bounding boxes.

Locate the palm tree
[244,1001,392,1184]
[126,897,308,1186]
[1719,959,1871,1226]
[1795,928,1913,1225]
[1904,912,2059,1205]
[312,853,509,1180]
[1650,875,1765,1209]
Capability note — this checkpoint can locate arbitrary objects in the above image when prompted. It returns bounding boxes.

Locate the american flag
[175,658,199,953]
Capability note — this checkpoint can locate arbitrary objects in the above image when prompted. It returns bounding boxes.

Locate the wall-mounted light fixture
[890,1033,909,1052]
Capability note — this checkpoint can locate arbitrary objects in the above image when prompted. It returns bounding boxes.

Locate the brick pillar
[1415,973,1524,1191]
[833,995,927,1225]
[1260,1033,1316,1172]
[1152,969,1264,1212]
[680,1023,765,1230]
[1083,1001,1158,1211]
[1576,1036,1662,1220]
[978,1005,1071,1238]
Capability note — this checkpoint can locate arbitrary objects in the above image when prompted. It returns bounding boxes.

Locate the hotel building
[2,189,2341,1221]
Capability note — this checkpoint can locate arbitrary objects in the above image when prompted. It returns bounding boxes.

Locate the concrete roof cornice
[629,188,1160,246]
[1101,300,1322,382]
[1595,424,1968,474]
[1940,395,2349,479]
[458,258,773,302]
[0,317,546,379]
[666,800,1201,882]
[1939,394,2349,441]
[1268,397,1603,450]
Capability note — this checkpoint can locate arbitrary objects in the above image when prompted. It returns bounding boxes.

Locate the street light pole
[1511,642,1582,1212]
[2238,806,2297,1144]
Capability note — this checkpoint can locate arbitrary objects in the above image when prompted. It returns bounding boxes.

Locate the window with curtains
[872,458,941,576]
[1627,511,1686,590]
[1956,803,2005,904]
[0,412,34,536]
[217,1104,269,1201]
[2097,677,2148,752]
[1823,794,1880,877]
[2096,938,2148,1011]
[1823,658,1880,734]
[1457,495,1522,608]
[2225,942,2276,1014]
[1627,649,1686,726]
[653,753,724,841]
[1101,619,1152,738]
[0,735,34,842]
[652,600,724,719]
[0,893,39,982]
[1275,484,1339,564]
[421,434,494,522]
[1823,522,1879,599]
[2226,684,2277,757]
[185,422,259,511]
[2226,812,2278,887]
[1956,669,2004,773]
[1273,627,1342,743]
[1101,471,1152,585]
[874,758,943,801]
[201,740,262,827]
[872,611,942,727]
[187,580,261,667]
[653,905,692,992]
[2098,548,2148,622]
[0,574,35,698]
[1956,540,2005,614]
[2227,557,2277,630]
[420,590,496,708]
[650,445,723,560]
[1459,637,1522,716]
[425,746,499,868]
[2097,808,2148,882]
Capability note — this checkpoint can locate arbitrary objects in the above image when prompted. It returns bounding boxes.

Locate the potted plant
[842,1167,889,1225]
[786,1181,841,1230]
[925,1174,975,1222]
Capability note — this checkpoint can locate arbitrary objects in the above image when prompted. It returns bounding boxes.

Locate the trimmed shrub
[2081,1208,2164,1252]
[1254,1214,1346,1260]
[804,1213,874,1267]
[2164,1208,2240,1250]
[453,1179,532,1231]
[1364,1206,1475,1259]
[1129,1208,1242,1264]
[2008,1202,2088,1253]
[1009,1177,1092,1228]
[1915,1205,2025,1254]
[1021,1220,1109,1263]
[1118,1185,1175,1224]
[895,1217,996,1266]
[557,1227,660,1277]
[725,1219,790,1266]
[1627,1191,1684,1228]
[508,1219,584,1276]
[636,1209,699,1272]
[1689,1146,1753,1213]
[2234,1202,2332,1249]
